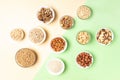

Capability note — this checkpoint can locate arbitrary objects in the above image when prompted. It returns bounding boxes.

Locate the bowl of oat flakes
[37,6,55,24]
[77,5,92,20]
[10,28,25,41]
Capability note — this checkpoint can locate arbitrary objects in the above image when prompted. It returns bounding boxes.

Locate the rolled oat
[77,5,92,19]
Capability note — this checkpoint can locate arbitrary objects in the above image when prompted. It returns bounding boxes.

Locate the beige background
[0,0,85,80]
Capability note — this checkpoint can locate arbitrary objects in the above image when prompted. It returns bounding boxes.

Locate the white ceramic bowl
[37,6,55,24]
[29,27,46,45]
[96,28,114,45]
[46,58,65,75]
[59,15,74,29]
[76,51,93,69]
[50,36,67,54]
[76,31,91,45]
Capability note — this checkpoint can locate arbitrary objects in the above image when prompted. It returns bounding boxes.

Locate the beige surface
[0,0,85,80]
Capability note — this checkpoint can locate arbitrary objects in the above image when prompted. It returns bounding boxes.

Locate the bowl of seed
[77,5,92,20]
[96,28,114,45]
[76,31,91,45]
[15,48,38,68]
[10,28,25,41]
[37,6,55,24]
[46,58,65,75]
[29,27,46,44]
[76,51,93,68]
[50,36,67,54]
[60,15,74,29]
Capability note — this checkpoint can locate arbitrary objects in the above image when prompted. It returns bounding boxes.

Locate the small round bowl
[50,36,67,54]
[76,5,92,20]
[59,15,74,30]
[46,58,65,75]
[76,51,93,69]
[37,6,55,24]
[96,28,114,45]
[76,31,91,45]
[29,27,46,45]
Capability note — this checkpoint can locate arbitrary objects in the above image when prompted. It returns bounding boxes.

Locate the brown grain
[77,5,92,19]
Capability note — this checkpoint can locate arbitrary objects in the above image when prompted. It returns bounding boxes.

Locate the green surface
[34,0,120,80]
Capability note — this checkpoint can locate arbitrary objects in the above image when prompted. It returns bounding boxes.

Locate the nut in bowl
[76,51,93,68]
[96,28,114,45]
[76,31,91,45]
[37,6,55,24]
[50,36,67,54]
[29,27,46,45]
[60,15,74,30]
[46,58,65,75]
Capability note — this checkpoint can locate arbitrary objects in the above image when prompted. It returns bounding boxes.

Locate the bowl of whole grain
[77,5,92,20]
[50,36,67,54]
[76,51,93,68]
[15,48,37,68]
[96,28,114,45]
[29,27,46,44]
[10,28,25,41]
[37,6,55,24]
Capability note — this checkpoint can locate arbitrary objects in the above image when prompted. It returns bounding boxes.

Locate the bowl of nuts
[60,15,74,30]
[76,51,93,68]
[37,6,55,24]
[76,31,91,45]
[50,36,67,54]
[96,28,114,45]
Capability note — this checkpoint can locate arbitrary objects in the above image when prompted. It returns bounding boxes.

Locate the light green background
[34,0,120,80]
